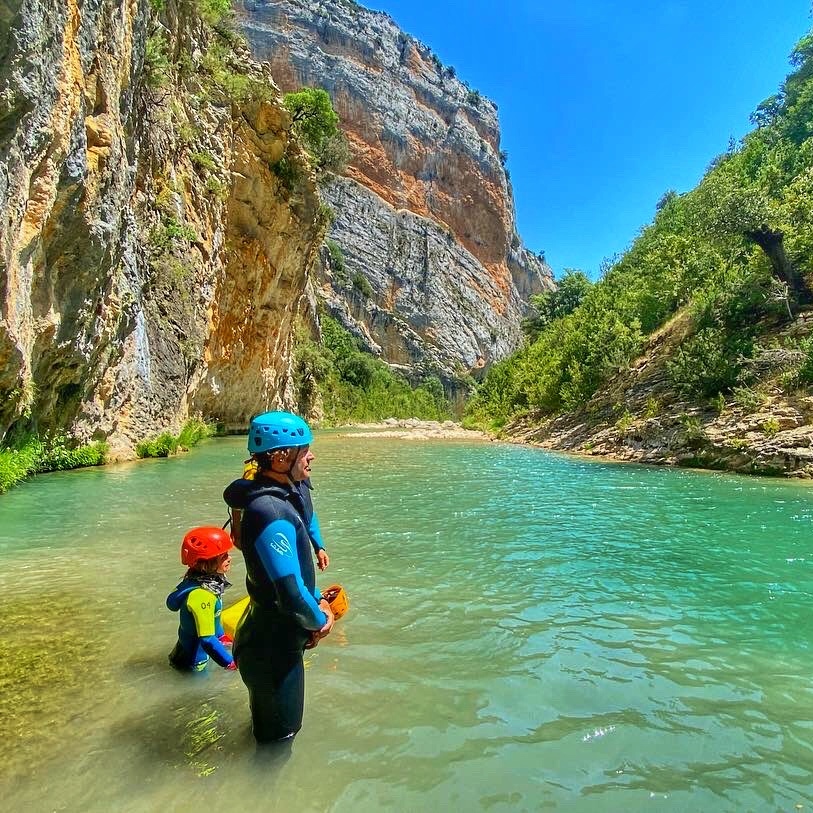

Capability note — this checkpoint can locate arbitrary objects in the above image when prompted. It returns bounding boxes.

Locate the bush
[177,418,216,449]
[0,434,106,493]
[352,273,373,298]
[796,335,813,384]
[190,151,218,172]
[0,436,44,493]
[293,315,452,424]
[136,432,178,458]
[667,326,751,398]
[38,434,107,471]
[762,416,781,436]
[144,34,170,88]
[198,0,231,25]
[270,155,302,191]
[136,419,215,458]
[325,239,347,285]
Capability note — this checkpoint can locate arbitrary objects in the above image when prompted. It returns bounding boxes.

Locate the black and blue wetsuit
[230,476,326,555]
[166,578,234,671]
[224,475,328,743]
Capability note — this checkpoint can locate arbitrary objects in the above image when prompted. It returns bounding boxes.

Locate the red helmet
[181,526,233,567]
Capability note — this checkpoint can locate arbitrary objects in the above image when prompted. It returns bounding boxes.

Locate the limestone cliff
[0,0,325,457]
[235,0,553,391]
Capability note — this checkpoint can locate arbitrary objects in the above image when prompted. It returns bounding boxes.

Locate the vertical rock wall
[0,0,325,456]
[236,0,553,390]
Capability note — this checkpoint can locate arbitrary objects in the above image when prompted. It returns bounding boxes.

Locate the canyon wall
[0,0,325,456]
[237,0,553,390]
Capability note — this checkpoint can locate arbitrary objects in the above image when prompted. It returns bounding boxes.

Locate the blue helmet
[248,411,313,454]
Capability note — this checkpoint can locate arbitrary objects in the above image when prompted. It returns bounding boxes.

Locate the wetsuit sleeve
[186,588,234,668]
[308,509,326,552]
[255,518,328,631]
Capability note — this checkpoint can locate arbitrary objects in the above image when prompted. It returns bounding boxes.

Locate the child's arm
[186,588,235,668]
[308,510,330,571]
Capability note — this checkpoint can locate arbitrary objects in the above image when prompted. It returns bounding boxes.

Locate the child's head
[181,526,233,575]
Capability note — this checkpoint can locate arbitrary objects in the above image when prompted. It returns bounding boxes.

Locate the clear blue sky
[362,0,812,279]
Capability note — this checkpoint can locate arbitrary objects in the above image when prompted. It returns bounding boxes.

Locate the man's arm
[255,519,328,630]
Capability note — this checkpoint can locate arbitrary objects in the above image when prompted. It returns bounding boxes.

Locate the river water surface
[1,432,813,811]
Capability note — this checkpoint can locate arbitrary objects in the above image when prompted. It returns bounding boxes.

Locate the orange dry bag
[323,584,349,620]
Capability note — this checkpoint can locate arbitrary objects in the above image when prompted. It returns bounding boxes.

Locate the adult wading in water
[224,411,334,745]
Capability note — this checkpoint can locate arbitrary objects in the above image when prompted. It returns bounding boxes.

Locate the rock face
[0,0,325,457]
[236,0,553,391]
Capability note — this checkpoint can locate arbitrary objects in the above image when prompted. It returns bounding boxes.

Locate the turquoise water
[1,432,812,811]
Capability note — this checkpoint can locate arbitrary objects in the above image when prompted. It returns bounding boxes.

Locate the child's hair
[188,554,226,576]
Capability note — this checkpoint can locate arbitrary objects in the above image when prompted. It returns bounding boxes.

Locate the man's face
[290,445,314,482]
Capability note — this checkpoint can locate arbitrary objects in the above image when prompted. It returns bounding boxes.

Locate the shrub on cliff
[283,88,350,173]
[293,315,452,424]
[197,0,232,26]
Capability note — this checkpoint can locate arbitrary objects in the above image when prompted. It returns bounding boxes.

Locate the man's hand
[305,600,334,649]
[317,599,335,638]
[316,549,330,571]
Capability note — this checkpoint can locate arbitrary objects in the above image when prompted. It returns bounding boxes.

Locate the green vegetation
[144,34,170,88]
[352,272,374,298]
[325,238,348,285]
[0,434,107,494]
[197,0,231,26]
[294,315,451,424]
[521,269,592,342]
[190,151,218,172]
[200,42,274,105]
[797,335,813,383]
[150,217,197,249]
[283,88,351,174]
[205,176,227,198]
[135,418,215,459]
[467,29,813,430]
[0,420,215,492]
[270,155,302,191]
[762,416,781,436]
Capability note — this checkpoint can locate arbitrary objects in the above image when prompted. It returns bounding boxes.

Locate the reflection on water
[1,433,813,811]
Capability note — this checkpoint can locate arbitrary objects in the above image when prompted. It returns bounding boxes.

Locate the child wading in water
[166,526,237,672]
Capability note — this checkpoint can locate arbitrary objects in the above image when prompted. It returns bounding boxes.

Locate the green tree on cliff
[283,88,351,174]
